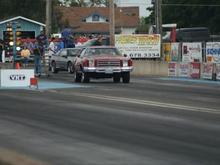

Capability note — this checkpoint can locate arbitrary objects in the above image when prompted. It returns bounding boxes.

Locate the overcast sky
[116,0,152,17]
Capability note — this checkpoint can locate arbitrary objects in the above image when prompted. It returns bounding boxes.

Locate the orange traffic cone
[15,62,20,69]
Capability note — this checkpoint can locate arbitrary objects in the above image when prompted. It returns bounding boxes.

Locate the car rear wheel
[122,72,130,83]
[51,62,58,73]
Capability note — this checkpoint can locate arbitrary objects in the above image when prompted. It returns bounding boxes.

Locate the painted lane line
[73,93,220,115]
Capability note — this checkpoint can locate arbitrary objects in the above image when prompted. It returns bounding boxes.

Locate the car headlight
[123,60,128,67]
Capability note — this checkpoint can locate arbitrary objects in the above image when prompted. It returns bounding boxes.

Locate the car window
[68,49,81,57]
[60,50,67,56]
[84,48,121,56]
[80,48,87,57]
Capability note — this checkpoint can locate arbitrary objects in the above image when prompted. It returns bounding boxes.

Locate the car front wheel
[122,72,130,83]
[51,62,58,73]
[67,62,74,74]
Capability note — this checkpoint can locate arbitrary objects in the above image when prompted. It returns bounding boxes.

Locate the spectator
[48,37,56,57]
[33,41,41,76]
[20,46,30,68]
[0,39,4,62]
[36,30,48,56]
[23,37,34,55]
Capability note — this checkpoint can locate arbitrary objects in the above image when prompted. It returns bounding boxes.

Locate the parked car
[50,48,82,73]
[74,46,133,83]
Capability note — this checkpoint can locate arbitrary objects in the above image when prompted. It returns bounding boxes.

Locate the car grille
[96,60,121,67]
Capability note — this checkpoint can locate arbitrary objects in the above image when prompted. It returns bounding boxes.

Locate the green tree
[0,0,46,23]
[136,17,150,34]
[160,0,220,34]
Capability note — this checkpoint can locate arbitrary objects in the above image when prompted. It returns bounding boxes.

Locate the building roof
[0,16,45,26]
[56,6,139,34]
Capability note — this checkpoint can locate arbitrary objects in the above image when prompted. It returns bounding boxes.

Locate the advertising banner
[190,62,201,79]
[182,43,202,63]
[206,42,220,63]
[216,63,220,80]
[171,42,180,62]
[179,63,190,78]
[163,43,171,61]
[0,69,34,87]
[201,63,213,80]
[168,62,177,77]
[115,34,161,58]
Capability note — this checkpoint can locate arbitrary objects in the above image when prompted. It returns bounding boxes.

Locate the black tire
[122,72,130,83]
[67,62,74,74]
[82,73,90,83]
[51,62,58,73]
[113,74,120,83]
[75,71,82,83]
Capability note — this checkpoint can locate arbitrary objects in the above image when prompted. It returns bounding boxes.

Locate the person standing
[36,30,48,56]
[0,39,4,62]
[33,41,41,76]
[36,30,48,75]
[48,37,56,57]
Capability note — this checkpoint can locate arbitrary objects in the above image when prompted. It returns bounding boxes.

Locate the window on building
[92,14,100,22]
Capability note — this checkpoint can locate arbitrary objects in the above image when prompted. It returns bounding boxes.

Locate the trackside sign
[0,69,34,87]
[115,34,161,58]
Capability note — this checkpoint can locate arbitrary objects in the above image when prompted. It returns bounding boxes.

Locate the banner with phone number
[115,34,161,58]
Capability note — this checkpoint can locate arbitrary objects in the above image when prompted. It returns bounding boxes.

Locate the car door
[58,49,68,69]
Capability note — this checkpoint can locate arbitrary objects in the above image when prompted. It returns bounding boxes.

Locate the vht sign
[9,74,26,81]
[0,69,34,87]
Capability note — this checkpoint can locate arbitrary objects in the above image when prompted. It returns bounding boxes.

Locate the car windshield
[68,49,81,56]
[85,48,121,56]
[81,39,97,47]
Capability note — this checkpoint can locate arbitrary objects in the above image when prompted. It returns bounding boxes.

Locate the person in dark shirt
[0,39,4,62]
[36,30,48,56]
[33,41,41,76]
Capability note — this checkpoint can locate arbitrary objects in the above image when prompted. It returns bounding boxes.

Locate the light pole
[11,22,19,69]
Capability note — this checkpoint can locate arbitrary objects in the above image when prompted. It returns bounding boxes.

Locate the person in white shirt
[48,37,56,57]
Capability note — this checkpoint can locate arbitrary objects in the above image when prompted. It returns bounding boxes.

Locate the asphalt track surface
[0,73,220,165]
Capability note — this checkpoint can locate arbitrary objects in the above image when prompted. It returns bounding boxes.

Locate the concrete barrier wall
[1,61,169,77]
[131,60,168,76]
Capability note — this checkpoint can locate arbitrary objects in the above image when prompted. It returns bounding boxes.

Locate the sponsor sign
[171,42,180,62]
[163,43,171,61]
[179,63,190,78]
[182,43,202,63]
[216,63,220,80]
[201,63,213,80]
[190,62,200,79]
[0,69,34,87]
[168,62,177,77]
[115,34,161,58]
[206,42,220,63]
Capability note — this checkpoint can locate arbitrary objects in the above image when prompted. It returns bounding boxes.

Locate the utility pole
[46,0,52,37]
[109,0,115,46]
[155,0,163,60]
[155,0,162,35]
